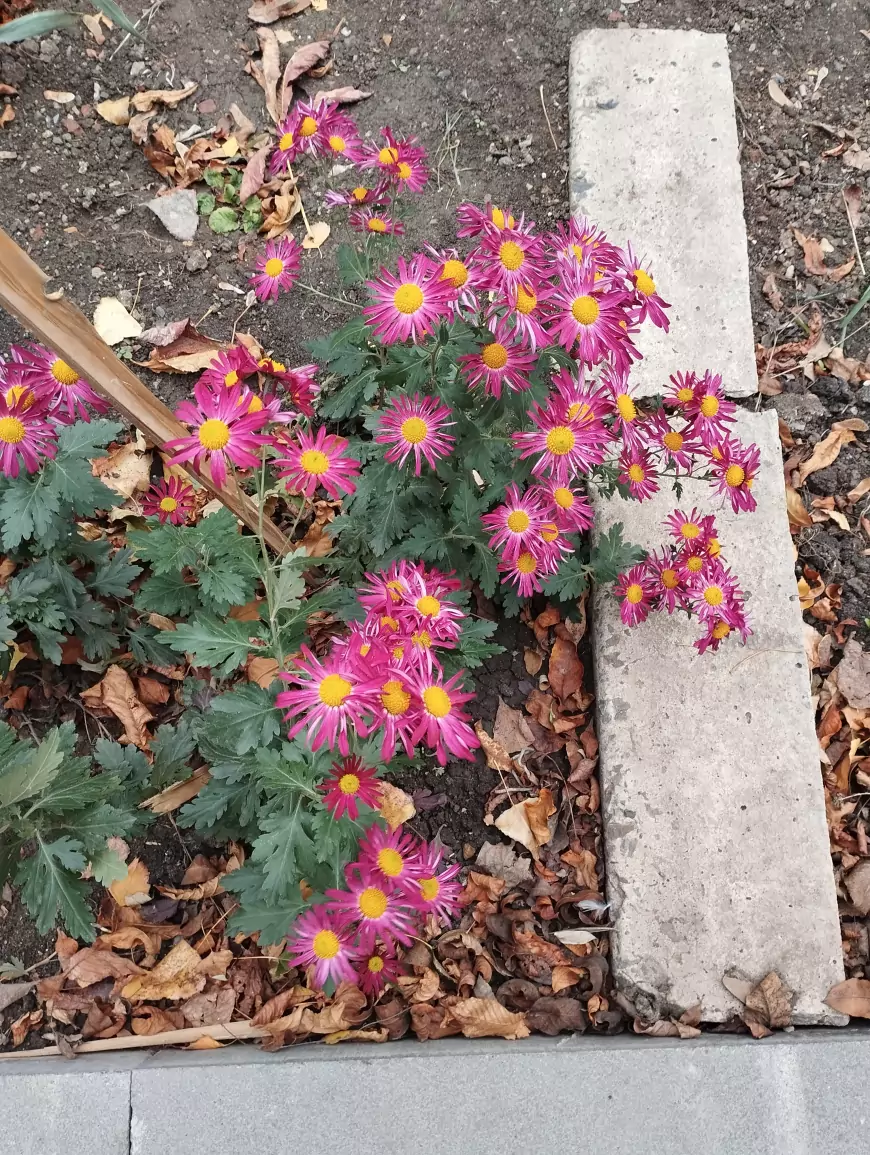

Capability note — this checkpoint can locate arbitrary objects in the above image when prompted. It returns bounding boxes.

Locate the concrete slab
[593,409,844,1023]
[569,29,757,398]
[125,1035,870,1155]
[0,1068,130,1155]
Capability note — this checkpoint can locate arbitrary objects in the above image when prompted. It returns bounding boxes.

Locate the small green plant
[0,1,139,44]
[198,167,263,235]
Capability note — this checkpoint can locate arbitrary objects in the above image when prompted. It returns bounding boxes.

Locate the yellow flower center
[627,463,645,483]
[625,583,644,605]
[359,644,371,657]
[318,673,352,707]
[312,929,340,959]
[491,207,506,228]
[708,537,721,557]
[506,509,530,534]
[381,679,411,716]
[4,385,35,409]
[299,449,330,475]
[50,358,78,386]
[339,773,360,795]
[260,358,286,373]
[367,955,385,973]
[0,416,26,445]
[499,240,525,271]
[441,259,468,288]
[571,295,600,326]
[246,395,264,414]
[545,426,575,455]
[662,430,683,451]
[616,394,636,422]
[264,257,284,278]
[725,464,745,488]
[400,416,428,444]
[367,218,388,233]
[393,283,424,315]
[481,342,508,370]
[661,568,678,589]
[197,418,230,451]
[422,686,451,717]
[571,243,584,262]
[416,595,441,617]
[553,486,574,510]
[420,877,440,901]
[378,146,400,165]
[710,445,724,461]
[681,522,701,540]
[567,401,591,422]
[703,585,724,607]
[224,370,239,388]
[352,186,369,201]
[396,161,412,179]
[392,645,404,661]
[279,132,294,151]
[300,116,318,137]
[381,615,399,632]
[159,496,178,513]
[700,395,719,418]
[411,629,432,648]
[358,886,388,919]
[516,551,537,574]
[634,269,656,295]
[712,621,731,640]
[686,555,704,573]
[677,387,694,403]
[377,848,404,878]
[329,134,346,152]
[542,523,559,543]
[515,284,537,314]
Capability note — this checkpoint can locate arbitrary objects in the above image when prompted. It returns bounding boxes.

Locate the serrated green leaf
[0,475,62,550]
[88,846,128,886]
[87,547,140,597]
[16,836,94,940]
[588,522,646,586]
[210,685,281,755]
[226,891,305,945]
[127,624,180,668]
[197,562,254,614]
[134,572,201,617]
[209,206,240,234]
[163,615,260,677]
[250,803,315,901]
[0,728,64,809]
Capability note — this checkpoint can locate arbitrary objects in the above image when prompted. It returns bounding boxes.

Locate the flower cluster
[614,508,752,654]
[287,824,461,993]
[0,343,110,477]
[276,560,480,766]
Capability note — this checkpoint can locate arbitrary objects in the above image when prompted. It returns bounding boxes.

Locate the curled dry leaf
[446,996,530,1040]
[798,422,865,484]
[181,986,236,1026]
[247,0,310,21]
[492,697,535,754]
[93,296,143,347]
[767,77,793,108]
[122,940,220,1003]
[131,84,198,113]
[474,721,514,772]
[283,40,331,84]
[525,996,586,1036]
[247,656,281,689]
[378,781,416,830]
[91,431,151,499]
[108,857,151,907]
[324,1027,389,1044]
[474,840,533,888]
[313,86,372,105]
[63,946,144,988]
[494,787,556,860]
[131,1006,186,1035]
[140,766,210,814]
[547,636,583,703]
[836,640,870,710]
[785,484,812,530]
[80,665,153,749]
[302,220,331,249]
[239,142,270,203]
[743,971,793,1030]
[762,273,784,312]
[793,228,856,282]
[253,28,282,123]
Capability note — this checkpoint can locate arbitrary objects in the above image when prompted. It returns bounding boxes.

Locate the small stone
[185,249,208,272]
[146,188,199,241]
[91,266,104,279]
[130,60,147,77]
[117,289,134,309]
[858,383,870,405]
[39,38,59,59]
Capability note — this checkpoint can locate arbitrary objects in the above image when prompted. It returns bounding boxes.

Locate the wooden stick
[0,229,289,555]
[0,1020,270,1061]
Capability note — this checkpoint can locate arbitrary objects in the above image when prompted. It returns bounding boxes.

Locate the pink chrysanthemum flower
[545,265,631,363]
[277,646,379,755]
[364,255,452,345]
[287,906,358,988]
[665,507,715,548]
[481,483,548,563]
[472,225,546,296]
[199,345,259,392]
[512,399,608,484]
[544,217,621,275]
[10,343,109,424]
[250,236,303,303]
[664,370,698,409]
[396,573,466,646]
[167,381,271,488]
[141,476,195,525]
[644,547,685,614]
[623,242,670,330]
[0,391,57,478]
[686,563,743,626]
[372,672,419,759]
[402,842,462,924]
[708,435,760,514]
[458,319,537,399]
[599,367,649,453]
[618,448,659,502]
[327,869,416,951]
[361,126,427,174]
[349,207,405,236]
[268,363,318,417]
[270,112,303,174]
[323,181,390,208]
[320,105,365,163]
[456,202,533,238]
[376,393,455,475]
[390,153,429,193]
[288,99,337,159]
[694,617,737,655]
[238,387,292,424]
[355,945,399,996]
[539,521,574,564]
[498,547,558,598]
[685,371,736,439]
[274,426,360,499]
[648,412,700,474]
[408,670,479,766]
[424,245,483,316]
[676,543,713,585]
[357,560,417,615]
[614,563,656,627]
[319,755,382,821]
[496,281,553,350]
[357,826,425,888]
[530,482,594,535]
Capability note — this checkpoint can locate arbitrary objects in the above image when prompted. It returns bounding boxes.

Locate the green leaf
[88,846,128,887]
[255,744,321,799]
[128,623,181,667]
[134,572,201,617]
[250,803,315,901]
[226,891,305,944]
[163,615,259,677]
[588,523,646,586]
[0,9,77,42]
[94,738,151,789]
[0,476,61,550]
[209,206,240,234]
[273,552,306,613]
[204,167,227,189]
[151,720,197,787]
[178,780,251,833]
[16,836,94,940]
[197,192,217,216]
[90,0,142,36]
[87,548,140,597]
[316,368,379,421]
[0,728,64,809]
[455,617,505,669]
[210,685,281,755]
[542,556,589,602]
[336,242,373,286]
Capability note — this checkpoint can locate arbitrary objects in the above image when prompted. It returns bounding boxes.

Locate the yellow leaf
[302,220,330,249]
[140,767,210,814]
[93,296,143,347]
[96,96,130,125]
[109,857,151,907]
[378,782,415,830]
[91,432,152,499]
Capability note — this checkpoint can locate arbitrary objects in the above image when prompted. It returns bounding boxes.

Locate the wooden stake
[0,228,289,554]
[0,1021,270,1061]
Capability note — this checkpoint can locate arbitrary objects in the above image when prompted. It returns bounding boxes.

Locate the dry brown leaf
[283,40,331,85]
[239,142,270,203]
[474,841,533,888]
[548,636,583,703]
[137,676,170,706]
[63,947,144,988]
[140,766,210,814]
[793,228,857,281]
[0,982,34,1015]
[247,655,281,689]
[378,781,415,830]
[767,78,793,108]
[847,477,870,504]
[447,997,529,1040]
[122,940,210,1003]
[131,84,198,113]
[91,434,151,499]
[762,273,784,311]
[131,1006,186,1035]
[80,665,153,749]
[798,424,862,484]
[181,986,236,1026]
[96,96,130,125]
[844,183,864,228]
[551,965,584,993]
[494,788,556,860]
[297,982,367,1034]
[313,86,372,105]
[108,857,151,907]
[474,721,514,772]
[323,1027,389,1044]
[11,1008,43,1047]
[744,971,793,1029]
[247,0,309,20]
[785,484,812,530]
[251,985,316,1026]
[136,322,228,374]
[523,648,543,675]
[492,697,535,754]
[302,220,330,249]
[825,976,870,1017]
[836,640,870,710]
[254,28,282,123]
[148,612,176,632]
[81,12,105,42]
